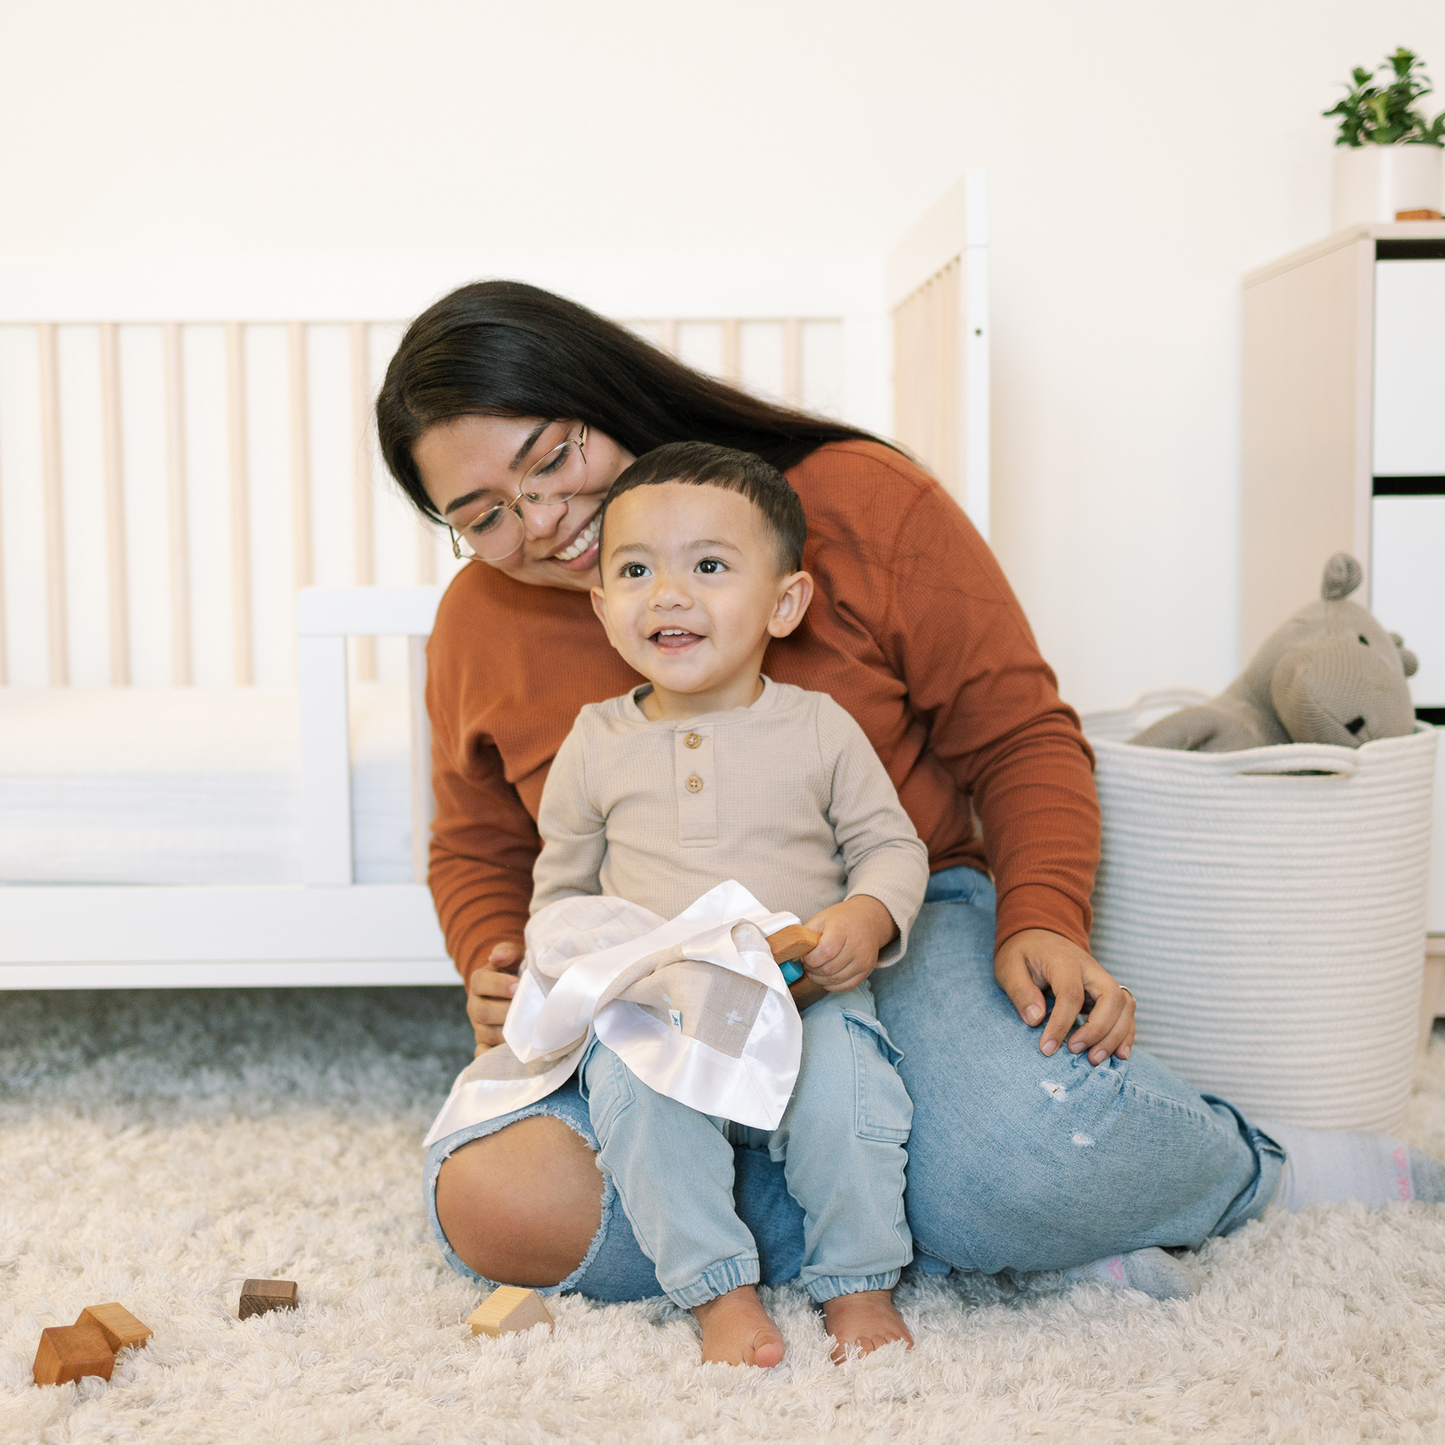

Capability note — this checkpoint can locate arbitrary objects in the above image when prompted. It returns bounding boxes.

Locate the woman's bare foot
[821,1289,913,1363]
[692,1286,785,1367]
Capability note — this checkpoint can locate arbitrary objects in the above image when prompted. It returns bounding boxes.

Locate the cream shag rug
[3,986,1445,1445]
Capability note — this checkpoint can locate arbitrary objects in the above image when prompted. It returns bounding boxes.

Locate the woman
[376,281,1295,1303]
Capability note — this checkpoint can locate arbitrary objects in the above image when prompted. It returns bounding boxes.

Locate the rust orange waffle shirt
[425,441,1100,984]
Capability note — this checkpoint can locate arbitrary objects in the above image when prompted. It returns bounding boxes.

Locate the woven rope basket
[1085,693,1437,1131]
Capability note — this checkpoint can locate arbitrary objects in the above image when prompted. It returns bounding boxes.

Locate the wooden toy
[76,1303,153,1353]
[238,1279,298,1320]
[33,1324,114,1386]
[769,924,821,988]
[1396,208,1443,221]
[468,1285,554,1338]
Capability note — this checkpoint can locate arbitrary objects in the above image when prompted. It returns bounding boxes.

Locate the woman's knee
[434,1114,604,1288]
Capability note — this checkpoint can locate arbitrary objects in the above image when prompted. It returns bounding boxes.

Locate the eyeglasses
[447,422,590,562]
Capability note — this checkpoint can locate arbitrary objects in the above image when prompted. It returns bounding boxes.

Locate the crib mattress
[0,685,413,886]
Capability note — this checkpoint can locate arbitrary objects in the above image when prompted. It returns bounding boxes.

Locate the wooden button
[684,732,702,749]
[685,775,704,793]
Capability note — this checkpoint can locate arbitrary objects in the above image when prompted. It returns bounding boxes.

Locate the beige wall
[3,0,1443,710]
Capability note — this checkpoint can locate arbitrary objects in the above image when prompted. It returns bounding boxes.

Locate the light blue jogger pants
[579,979,913,1308]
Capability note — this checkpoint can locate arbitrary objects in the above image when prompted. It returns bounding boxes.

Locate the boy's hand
[800,895,898,992]
[467,941,523,1054]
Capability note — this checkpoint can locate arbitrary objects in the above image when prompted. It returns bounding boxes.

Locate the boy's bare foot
[821,1289,913,1363]
[692,1286,785,1367]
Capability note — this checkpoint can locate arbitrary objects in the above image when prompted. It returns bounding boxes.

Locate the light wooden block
[468,1286,554,1338]
[76,1303,153,1353]
[239,1278,298,1320]
[767,925,820,964]
[33,1324,114,1386]
[1396,209,1443,222]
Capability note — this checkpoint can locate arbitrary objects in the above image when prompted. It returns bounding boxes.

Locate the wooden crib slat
[289,322,313,592]
[226,322,253,685]
[783,318,803,407]
[721,318,741,385]
[351,322,376,681]
[38,323,68,686]
[163,323,192,685]
[100,323,130,686]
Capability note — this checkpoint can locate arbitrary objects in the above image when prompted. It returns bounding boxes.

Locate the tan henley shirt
[532,679,930,964]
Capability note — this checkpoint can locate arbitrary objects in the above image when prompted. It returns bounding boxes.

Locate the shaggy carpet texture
[3,986,1445,1445]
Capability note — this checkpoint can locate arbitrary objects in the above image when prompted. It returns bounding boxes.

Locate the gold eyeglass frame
[448,422,590,562]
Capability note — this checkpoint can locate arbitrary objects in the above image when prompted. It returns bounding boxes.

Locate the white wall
[3,0,1443,710]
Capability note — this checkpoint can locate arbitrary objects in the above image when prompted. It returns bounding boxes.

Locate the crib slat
[163,323,192,685]
[100,323,130,686]
[226,322,253,685]
[721,319,741,385]
[408,634,434,884]
[782,318,803,407]
[351,322,376,681]
[38,323,67,686]
[289,322,313,592]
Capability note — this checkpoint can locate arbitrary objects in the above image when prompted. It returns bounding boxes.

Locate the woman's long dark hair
[376,280,884,523]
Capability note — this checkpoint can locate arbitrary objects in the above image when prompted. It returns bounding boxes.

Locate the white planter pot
[1332,144,1443,229]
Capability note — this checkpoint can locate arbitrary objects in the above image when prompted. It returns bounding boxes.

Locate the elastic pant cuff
[666,1253,761,1309]
[804,1270,901,1304]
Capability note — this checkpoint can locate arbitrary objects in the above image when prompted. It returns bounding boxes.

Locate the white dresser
[1242,223,1444,1017]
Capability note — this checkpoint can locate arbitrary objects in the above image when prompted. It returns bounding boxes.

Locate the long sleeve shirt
[425,440,1100,985]
[532,678,930,964]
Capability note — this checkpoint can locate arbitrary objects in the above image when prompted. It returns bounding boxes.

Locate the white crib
[0,173,990,989]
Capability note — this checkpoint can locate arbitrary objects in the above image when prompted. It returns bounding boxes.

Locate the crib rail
[0,314,847,691]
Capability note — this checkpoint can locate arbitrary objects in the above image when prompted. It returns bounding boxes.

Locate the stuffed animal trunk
[1131,554,1419,752]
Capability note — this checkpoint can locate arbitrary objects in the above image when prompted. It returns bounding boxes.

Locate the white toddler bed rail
[1,587,453,989]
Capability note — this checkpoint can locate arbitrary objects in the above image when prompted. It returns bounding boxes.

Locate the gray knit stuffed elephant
[1131,554,1419,752]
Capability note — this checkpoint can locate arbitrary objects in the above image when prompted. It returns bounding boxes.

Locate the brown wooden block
[1396,208,1442,221]
[75,1303,153,1354]
[468,1285,554,1338]
[768,925,820,965]
[238,1278,298,1320]
[33,1324,115,1386]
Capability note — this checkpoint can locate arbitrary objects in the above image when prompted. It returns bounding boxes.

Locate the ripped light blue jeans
[578,980,912,1308]
[424,867,1284,1299]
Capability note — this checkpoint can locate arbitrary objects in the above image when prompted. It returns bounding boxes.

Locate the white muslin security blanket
[422,881,805,1148]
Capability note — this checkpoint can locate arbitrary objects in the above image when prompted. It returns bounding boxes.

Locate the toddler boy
[532,441,929,1367]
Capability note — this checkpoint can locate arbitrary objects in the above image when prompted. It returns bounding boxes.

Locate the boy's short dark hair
[599,442,807,574]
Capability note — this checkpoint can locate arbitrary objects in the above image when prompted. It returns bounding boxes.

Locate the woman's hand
[801,895,898,992]
[467,941,523,1055]
[994,928,1135,1064]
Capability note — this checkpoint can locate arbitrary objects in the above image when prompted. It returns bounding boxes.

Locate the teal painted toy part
[780,959,804,984]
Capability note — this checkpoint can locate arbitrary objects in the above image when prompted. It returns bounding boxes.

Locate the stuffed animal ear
[1389,631,1421,677]
[1322,553,1363,601]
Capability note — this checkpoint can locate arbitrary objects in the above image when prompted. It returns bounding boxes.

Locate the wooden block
[468,1286,554,1338]
[33,1324,115,1386]
[76,1303,153,1353]
[1396,208,1442,222]
[768,925,820,965]
[238,1278,298,1320]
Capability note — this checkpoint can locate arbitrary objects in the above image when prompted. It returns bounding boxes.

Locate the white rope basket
[1085,692,1438,1131]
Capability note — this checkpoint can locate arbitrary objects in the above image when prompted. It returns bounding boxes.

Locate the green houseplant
[1326,48,1445,228]
[1324,48,1445,147]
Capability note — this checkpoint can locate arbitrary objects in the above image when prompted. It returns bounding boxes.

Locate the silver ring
[1119,986,1134,1000]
